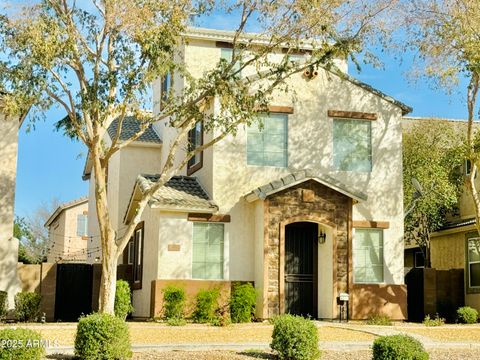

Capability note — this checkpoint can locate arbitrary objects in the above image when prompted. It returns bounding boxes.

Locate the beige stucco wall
[0,111,22,309]
[47,200,89,263]
[143,37,406,319]
[87,142,162,264]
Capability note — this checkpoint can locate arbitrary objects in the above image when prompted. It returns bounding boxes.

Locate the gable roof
[44,197,88,227]
[124,175,218,223]
[107,116,162,144]
[184,27,412,115]
[244,169,368,203]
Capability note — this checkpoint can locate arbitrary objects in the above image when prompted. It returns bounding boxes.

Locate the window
[353,229,384,283]
[127,241,134,265]
[468,237,480,288]
[414,252,425,268]
[76,214,88,237]
[187,121,203,175]
[124,222,144,290]
[160,73,171,110]
[220,48,241,75]
[333,119,372,172]
[192,223,224,279]
[247,113,288,167]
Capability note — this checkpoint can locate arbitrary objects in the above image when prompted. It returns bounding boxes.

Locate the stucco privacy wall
[0,112,21,309]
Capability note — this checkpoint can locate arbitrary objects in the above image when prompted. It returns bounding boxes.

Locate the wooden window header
[268,105,294,114]
[353,220,390,229]
[328,110,377,121]
[188,213,231,223]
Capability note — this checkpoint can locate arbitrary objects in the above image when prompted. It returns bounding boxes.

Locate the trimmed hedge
[192,288,220,324]
[372,334,428,360]
[0,328,45,360]
[14,292,41,322]
[230,283,256,323]
[270,314,320,360]
[0,291,7,321]
[114,280,134,320]
[457,306,478,324]
[74,313,132,359]
[162,285,186,321]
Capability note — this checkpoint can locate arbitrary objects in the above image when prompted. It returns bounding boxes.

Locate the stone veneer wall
[265,180,351,318]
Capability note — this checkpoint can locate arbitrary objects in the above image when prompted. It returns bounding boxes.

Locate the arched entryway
[284,222,318,317]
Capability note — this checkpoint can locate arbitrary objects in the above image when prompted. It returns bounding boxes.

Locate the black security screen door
[285,222,318,317]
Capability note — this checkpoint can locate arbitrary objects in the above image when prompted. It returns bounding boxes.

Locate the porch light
[318,230,326,244]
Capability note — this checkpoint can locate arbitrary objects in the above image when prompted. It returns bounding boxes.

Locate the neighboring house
[402,117,480,311]
[44,197,89,263]
[0,95,25,309]
[85,27,411,320]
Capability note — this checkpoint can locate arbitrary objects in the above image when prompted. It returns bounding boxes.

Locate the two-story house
[44,197,89,263]
[85,28,411,320]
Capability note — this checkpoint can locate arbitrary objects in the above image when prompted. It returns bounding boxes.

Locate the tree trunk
[92,142,118,315]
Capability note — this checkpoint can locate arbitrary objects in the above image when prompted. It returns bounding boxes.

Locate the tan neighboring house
[44,197,89,263]
[0,95,26,309]
[402,117,480,311]
[85,27,411,320]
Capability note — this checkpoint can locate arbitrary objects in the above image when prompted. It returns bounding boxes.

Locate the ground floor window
[353,228,384,283]
[192,223,224,279]
[468,237,480,288]
[124,222,144,289]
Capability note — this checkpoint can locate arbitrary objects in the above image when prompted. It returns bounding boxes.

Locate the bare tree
[0,0,399,314]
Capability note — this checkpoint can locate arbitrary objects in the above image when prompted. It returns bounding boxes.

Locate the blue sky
[13,18,469,218]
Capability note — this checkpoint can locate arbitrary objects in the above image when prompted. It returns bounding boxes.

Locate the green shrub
[457,306,478,324]
[372,334,428,360]
[230,283,256,323]
[74,313,132,359]
[114,280,134,320]
[0,291,7,321]
[162,285,186,321]
[166,317,187,326]
[366,314,392,326]
[211,303,231,327]
[14,292,41,322]
[270,314,320,360]
[192,288,220,323]
[422,314,445,327]
[0,328,45,360]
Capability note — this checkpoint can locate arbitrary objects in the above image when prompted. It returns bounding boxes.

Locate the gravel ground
[402,327,480,341]
[35,324,373,346]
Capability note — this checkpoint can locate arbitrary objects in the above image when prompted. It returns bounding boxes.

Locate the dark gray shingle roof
[438,217,476,231]
[138,174,217,211]
[107,116,162,144]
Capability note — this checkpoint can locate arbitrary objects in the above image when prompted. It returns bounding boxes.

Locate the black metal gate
[55,264,93,321]
[285,222,318,317]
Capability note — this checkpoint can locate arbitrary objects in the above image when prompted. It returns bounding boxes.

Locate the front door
[284,222,318,317]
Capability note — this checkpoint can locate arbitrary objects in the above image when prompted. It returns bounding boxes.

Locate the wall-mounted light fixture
[318,229,326,244]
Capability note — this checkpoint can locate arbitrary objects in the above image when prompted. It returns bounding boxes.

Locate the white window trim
[246,113,289,168]
[191,222,227,281]
[332,118,373,173]
[468,237,480,289]
[353,228,385,284]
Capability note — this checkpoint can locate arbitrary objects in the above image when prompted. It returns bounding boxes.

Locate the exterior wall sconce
[318,230,326,244]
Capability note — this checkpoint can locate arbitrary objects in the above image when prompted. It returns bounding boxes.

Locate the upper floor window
[353,228,384,283]
[76,214,88,237]
[160,73,171,110]
[187,121,203,175]
[220,48,241,75]
[333,119,372,172]
[468,237,480,288]
[192,223,224,280]
[247,113,288,167]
